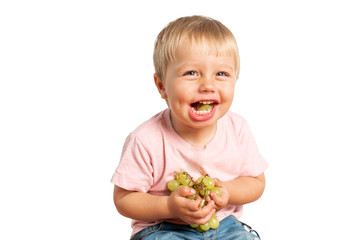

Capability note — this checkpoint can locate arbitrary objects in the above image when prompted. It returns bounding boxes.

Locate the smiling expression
[155,39,237,136]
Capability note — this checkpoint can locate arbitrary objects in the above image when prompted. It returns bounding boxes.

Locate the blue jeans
[130,216,260,240]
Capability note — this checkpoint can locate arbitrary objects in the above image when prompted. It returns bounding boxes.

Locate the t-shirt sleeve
[111,133,153,192]
[238,119,269,177]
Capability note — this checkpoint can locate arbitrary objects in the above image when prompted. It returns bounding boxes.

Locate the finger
[214,178,224,187]
[182,203,214,223]
[186,196,203,211]
[211,193,226,209]
[210,192,221,202]
[192,207,216,225]
[174,186,196,197]
[203,209,216,223]
[203,200,215,211]
[193,200,215,218]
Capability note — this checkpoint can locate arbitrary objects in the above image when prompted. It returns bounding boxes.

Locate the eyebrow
[176,63,234,71]
[218,64,234,71]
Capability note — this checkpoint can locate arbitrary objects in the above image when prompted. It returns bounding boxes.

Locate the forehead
[174,37,236,60]
[166,39,236,76]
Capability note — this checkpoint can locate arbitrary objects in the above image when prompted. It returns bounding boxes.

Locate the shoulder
[222,111,260,147]
[222,111,247,131]
[224,111,246,122]
[127,109,169,145]
[221,111,255,143]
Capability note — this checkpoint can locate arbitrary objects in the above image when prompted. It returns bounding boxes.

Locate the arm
[210,173,266,209]
[225,172,266,205]
[113,186,170,221]
[113,185,216,225]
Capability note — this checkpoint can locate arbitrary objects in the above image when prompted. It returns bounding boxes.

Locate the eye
[184,71,198,76]
[216,72,229,77]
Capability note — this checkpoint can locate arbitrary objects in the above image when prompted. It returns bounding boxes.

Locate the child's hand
[167,186,216,225]
[209,178,230,211]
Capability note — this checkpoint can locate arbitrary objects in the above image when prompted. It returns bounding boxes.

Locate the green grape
[195,226,204,232]
[211,186,222,196]
[199,189,211,197]
[199,199,206,208]
[202,176,215,189]
[186,193,198,200]
[197,103,212,111]
[196,176,205,184]
[167,179,180,191]
[176,171,183,181]
[193,184,201,193]
[200,222,211,231]
[179,174,191,186]
[189,224,199,228]
[209,215,219,229]
[167,170,222,233]
[176,171,193,186]
[196,176,215,190]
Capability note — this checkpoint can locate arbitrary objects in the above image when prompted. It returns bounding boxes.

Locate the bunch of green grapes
[167,170,222,232]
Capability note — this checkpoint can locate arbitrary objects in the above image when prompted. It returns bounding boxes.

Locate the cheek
[166,89,187,109]
[169,84,193,101]
[221,85,235,101]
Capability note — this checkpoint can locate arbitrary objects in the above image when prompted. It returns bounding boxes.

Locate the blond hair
[153,15,240,81]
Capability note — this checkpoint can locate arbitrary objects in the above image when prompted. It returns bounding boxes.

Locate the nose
[199,75,216,93]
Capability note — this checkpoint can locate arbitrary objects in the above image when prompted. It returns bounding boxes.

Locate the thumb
[213,178,222,187]
[214,178,224,187]
[175,186,196,197]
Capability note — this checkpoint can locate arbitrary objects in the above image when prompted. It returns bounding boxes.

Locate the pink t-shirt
[111,108,268,236]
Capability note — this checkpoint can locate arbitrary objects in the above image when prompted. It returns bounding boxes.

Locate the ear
[154,74,167,99]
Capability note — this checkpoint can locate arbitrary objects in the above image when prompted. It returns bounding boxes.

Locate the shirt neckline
[162,108,223,152]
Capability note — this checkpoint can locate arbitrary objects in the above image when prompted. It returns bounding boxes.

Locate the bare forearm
[114,190,172,222]
[114,185,216,225]
[223,173,266,205]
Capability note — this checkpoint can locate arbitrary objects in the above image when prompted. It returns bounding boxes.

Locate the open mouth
[190,100,217,115]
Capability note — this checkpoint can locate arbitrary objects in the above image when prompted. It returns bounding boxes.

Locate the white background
[1,0,359,239]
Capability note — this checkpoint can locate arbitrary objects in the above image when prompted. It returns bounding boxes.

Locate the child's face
[155,39,236,133]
